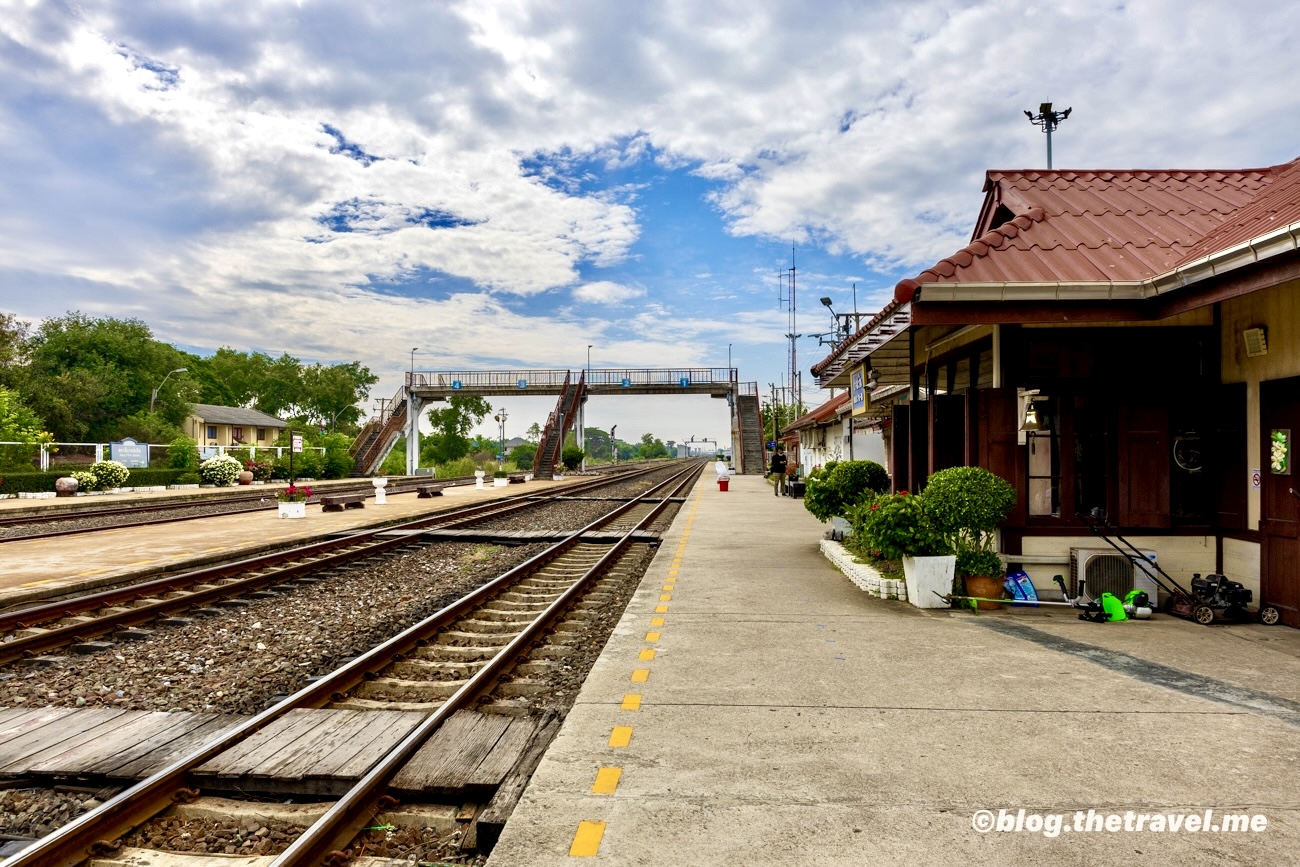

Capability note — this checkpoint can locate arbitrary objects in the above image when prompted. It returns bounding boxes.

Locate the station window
[232,427,244,443]
[1027,398,1060,517]
[257,427,266,442]
[206,425,217,441]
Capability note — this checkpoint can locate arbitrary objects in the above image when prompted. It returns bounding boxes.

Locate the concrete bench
[417,484,446,498]
[319,493,367,512]
[508,474,526,484]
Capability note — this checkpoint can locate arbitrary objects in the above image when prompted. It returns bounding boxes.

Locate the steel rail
[271,462,702,865]
[0,465,669,660]
[0,460,704,867]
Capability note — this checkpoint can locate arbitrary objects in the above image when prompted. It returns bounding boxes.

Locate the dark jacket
[769,452,788,475]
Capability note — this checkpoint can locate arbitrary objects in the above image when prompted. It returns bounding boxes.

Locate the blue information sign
[451,380,463,389]
[517,379,528,389]
[621,378,632,388]
[679,377,690,387]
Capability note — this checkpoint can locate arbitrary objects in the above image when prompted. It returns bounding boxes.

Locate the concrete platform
[0,478,572,610]
[487,473,1300,866]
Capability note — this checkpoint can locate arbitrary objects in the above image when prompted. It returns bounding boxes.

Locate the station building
[812,156,1300,626]
[185,403,289,448]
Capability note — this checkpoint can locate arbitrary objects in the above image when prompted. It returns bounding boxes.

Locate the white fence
[0,442,326,472]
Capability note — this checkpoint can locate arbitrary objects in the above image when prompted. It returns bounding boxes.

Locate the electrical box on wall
[1243,327,1268,358]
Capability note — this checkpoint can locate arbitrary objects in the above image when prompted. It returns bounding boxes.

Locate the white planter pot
[278,501,306,519]
[493,477,509,487]
[902,555,956,609]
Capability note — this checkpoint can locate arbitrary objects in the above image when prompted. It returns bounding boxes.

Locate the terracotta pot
[964,574,1006,610]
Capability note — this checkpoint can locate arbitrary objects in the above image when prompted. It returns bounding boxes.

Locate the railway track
[0,460,703,866]
[0,476,480,544]
[0,464,679,665]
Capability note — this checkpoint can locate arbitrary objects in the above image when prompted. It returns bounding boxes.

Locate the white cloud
[572,280,644,304]
[3,0,1300,443]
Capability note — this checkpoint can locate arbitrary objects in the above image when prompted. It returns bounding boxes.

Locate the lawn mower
[1077,508,1281,626]
[933,574,1150,623]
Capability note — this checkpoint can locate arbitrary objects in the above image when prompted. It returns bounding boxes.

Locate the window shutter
[1117,404,1170,528]
[976,388,1026,527]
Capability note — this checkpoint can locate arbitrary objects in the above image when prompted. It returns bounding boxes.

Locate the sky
[3,0,1300,446]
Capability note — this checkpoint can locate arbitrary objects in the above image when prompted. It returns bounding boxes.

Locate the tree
[0,313,30,390]
[509,441,537,468]
[300,361,377,431]
[525,422,542,442]
[421,396,493,464]
[21,312,191,441]
[762,400,808,441]
[0,385,52,470]
[638,432,669,459]
[583,427,611,460]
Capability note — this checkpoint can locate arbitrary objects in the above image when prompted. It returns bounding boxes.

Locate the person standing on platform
[769,446,788,496]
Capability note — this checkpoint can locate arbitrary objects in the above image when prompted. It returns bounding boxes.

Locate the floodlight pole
[1024,101,1072,169]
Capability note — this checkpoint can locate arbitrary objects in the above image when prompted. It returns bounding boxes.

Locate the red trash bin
[718,477,729,491]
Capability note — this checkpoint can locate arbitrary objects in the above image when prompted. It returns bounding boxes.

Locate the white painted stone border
[820,538,909,602]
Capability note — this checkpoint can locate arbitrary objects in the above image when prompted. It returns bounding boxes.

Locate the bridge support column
[405,390,424,475]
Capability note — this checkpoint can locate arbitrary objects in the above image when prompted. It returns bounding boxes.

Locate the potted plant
[923,466,1017,608]
[275,483,313,519]
[854,491,954,609]
[493,469,509,487]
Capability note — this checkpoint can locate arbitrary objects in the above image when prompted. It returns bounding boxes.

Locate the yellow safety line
[591,767,622,794]
[569,820,606,857]
[638,648,656,661]
[621,694,642,710]
[630,668,649,683]
[609,726,633,747]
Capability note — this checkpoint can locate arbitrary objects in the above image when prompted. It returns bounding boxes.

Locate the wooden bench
[417,484,446,498]
[508,474,526,484]
[319,493,367,512]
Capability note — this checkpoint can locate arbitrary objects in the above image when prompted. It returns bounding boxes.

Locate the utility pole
[1024,102,1072,169]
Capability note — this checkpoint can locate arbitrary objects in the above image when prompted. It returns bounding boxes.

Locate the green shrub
[561,445,585,471]
[71,470,96,491]
[322,451,354,479]
[167,437,199,471]
[89,460,131,490]
[200,454,242,485]
[0,473,57,495]
[803,459,890,522]
[922,466,1016,571]
[175,472,201,485]
[849,491,951,559]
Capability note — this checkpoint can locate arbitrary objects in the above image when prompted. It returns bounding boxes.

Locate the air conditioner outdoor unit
[1069,548,1160,602]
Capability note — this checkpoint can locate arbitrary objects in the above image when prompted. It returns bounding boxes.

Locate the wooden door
[1261,376,1300,627]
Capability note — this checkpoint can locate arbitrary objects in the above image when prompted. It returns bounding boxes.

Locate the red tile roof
[782,391,850,433]
[894,164,1284,302]
[1175,157,1300,264]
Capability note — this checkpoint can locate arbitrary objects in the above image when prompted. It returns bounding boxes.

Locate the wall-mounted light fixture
[1019,389,1044,433]
[1243,326,1268,358]
[866,367,879,390]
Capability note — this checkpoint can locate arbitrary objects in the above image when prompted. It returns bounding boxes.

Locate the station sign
[291,434,304,454]
[451,380,463,390]
[621,378,632,388]
[679,377,690,387]
[849,365,869,416]
[517,379,528,389]
[109,437,149,468]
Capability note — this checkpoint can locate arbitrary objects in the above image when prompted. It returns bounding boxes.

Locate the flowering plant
[244,458,274,482]
[89,459,130,490]
[199,454,242,486]
[276,484,313,502]
[849,491,951,559]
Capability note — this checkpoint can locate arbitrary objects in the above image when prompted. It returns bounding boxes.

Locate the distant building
[186,403,288,447]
